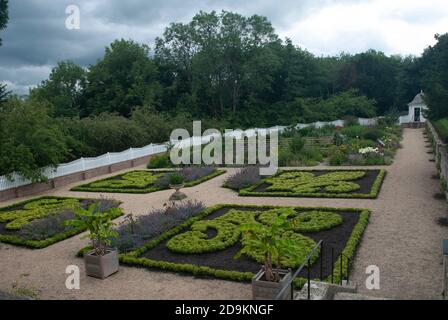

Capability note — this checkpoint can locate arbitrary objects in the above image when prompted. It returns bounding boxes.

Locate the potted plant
[66,202,119,279]
[236,213,300,300]
[168,172,187,201]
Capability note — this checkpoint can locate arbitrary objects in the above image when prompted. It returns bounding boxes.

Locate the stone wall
[426,122,448,199]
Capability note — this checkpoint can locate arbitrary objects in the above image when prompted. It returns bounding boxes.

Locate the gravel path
[0,128,446,299]
[349,128,447,300]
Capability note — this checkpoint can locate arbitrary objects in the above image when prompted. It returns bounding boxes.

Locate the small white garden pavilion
[398,91,428,126]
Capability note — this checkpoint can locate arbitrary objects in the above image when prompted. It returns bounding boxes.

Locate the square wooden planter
[84,249,119,279]
[252,267,292,300]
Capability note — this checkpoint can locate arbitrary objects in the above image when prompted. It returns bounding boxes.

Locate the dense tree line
[1,10,447,180]
[30,11,422,125]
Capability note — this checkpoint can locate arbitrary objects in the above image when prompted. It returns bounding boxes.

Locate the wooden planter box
[252,267,292,300]
[84,249,119,279]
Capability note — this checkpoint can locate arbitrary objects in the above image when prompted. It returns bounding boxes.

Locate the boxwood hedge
[114,204,370,286]
[71,169,225,194]
[239,169,386,199]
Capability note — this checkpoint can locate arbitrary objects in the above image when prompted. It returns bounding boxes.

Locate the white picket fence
[0,143,167,192]
[0,117,378,192]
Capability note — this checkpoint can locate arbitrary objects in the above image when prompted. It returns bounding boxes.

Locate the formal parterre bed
[70,167,225,193]
[105,204,370,287]
[234,169,386,198]
[1,163,377,291]
[0,196,123,248]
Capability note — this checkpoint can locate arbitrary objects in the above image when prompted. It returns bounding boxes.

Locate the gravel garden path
[0,128,446,300]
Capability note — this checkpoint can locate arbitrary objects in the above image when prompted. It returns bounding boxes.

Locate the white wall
[399,104,428,124]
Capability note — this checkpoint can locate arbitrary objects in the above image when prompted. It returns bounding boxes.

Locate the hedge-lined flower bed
[0,196,123,248]
[117,204,370,286]
[71,167,225,194]
[278,120,403,167]
[238,169,386,199]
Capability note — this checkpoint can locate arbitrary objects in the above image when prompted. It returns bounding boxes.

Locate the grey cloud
[0,64,52,95]
[2,0,336,93]
[0,0,442,94]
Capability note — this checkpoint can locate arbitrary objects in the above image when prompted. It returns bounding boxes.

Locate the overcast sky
[1,0,448,94]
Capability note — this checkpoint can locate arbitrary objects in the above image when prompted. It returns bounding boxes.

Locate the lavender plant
[19,210,76,240]
[153,166,216,189]
[225,166,261,190]
[18,199,120,241]
[180,166,216,182]
[111,200,206,252]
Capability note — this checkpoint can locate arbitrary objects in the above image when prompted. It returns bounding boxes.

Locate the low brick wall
[110,160,133,172]
[0,188,18,202]
[0,153,161,203]
[16,181,53,198]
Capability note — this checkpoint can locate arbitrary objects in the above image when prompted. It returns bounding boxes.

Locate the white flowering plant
[358,147,379,155]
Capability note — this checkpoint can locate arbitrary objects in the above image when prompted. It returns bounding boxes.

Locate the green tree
[60,113,148,157]
[0,0,10,103]
[0,83,10,104]
[30,61,87,117]
[130,106,172,143]
[276,39,322,100]
[0,97,69,181]
[0,0,8,46]
[156,11,280,119]
[83,39,160,116]
[338,50,400,115]
[394,55,422,111]
[420,33,448,119]
[280,90,376,124]
[322,89,377,119]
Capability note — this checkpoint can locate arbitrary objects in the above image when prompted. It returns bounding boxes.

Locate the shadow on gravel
[436,217,448,227]
[433,193,446,200]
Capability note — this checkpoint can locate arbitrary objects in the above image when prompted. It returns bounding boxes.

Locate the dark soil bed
[140,206,360,280]
[251,170,380,195]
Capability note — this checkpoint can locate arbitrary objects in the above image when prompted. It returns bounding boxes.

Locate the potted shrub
[236,213,301,300]
[66,202,119,279]
[168,172,187,201]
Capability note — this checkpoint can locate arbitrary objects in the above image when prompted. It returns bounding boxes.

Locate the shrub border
[238,169,386,199]
[115,204,370,285]
[70,169,226,194]
[0,196,124,249]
